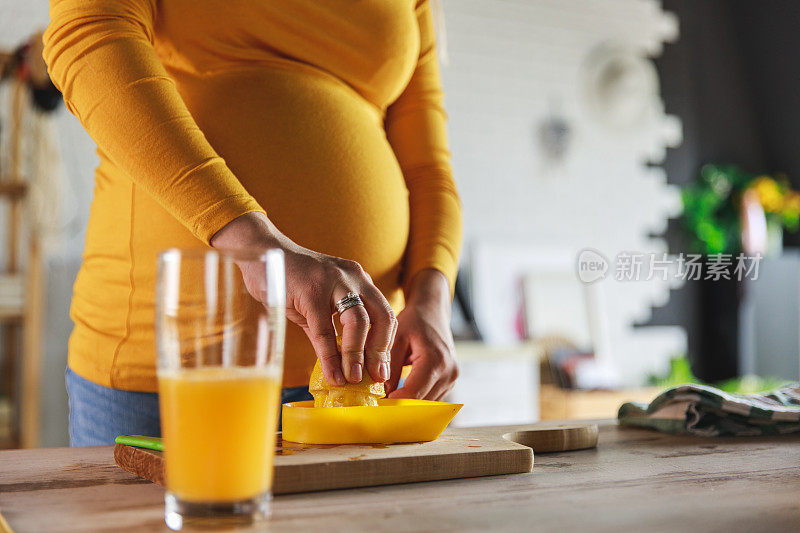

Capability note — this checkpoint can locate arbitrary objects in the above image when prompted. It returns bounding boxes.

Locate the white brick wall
[440,0,685,385]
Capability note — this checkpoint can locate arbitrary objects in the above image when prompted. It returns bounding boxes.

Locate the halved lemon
[308,338,384,407]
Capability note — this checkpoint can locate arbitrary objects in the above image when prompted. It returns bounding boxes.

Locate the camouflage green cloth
[618,383,800,436]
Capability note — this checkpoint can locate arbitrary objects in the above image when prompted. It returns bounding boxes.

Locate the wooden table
[2,421,799,532]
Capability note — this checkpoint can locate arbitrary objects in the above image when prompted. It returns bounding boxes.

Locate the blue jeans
[66,367,313,446]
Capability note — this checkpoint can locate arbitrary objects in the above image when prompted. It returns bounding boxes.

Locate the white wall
[439,0,686,385]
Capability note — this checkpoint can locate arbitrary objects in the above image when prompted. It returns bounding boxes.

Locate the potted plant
[680,164,800,381]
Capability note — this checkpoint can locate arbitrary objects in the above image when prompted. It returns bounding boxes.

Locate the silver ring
[335,292,364,315]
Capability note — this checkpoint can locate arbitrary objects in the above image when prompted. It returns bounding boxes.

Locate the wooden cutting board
[114,423,597,494]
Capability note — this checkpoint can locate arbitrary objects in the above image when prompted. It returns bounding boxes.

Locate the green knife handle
[115,434,163,451]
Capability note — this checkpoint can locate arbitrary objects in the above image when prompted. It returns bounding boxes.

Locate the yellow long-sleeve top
[43,0,462,390]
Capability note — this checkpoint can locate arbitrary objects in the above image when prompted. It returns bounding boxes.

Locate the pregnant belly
[174,65,410,295]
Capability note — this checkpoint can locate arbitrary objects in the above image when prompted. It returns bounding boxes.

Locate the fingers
[332,260,395,384]
[336,294,370,383]
[360,286,397,383]
[426,364,459,401]
[290,252,397,386]
[385,333,409,395]
[388,354,438,400]
[388,339,458,400]
[304,309,345,386]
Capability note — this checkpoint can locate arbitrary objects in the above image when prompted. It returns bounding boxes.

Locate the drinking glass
[156,248,285,530]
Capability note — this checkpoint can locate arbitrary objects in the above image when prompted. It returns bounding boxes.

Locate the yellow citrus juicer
[282,358,462,444]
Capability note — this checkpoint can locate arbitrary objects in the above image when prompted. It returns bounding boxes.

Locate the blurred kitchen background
[3,0,800,447]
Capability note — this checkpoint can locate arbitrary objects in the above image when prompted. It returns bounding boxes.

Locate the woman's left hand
[385,269,458,401]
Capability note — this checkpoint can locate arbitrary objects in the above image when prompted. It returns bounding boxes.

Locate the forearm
[402,165,463,296]
[384,1,462,297]
[405,268,452,313]
[43,0,262,243]
[210,212,287,250]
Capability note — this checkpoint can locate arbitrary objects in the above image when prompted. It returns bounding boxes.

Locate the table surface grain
[2,421,799,532]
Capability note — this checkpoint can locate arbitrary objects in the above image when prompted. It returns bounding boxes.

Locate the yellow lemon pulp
[308,338,385,407]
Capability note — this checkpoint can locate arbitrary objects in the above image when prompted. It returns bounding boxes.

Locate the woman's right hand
[210,212,397,387]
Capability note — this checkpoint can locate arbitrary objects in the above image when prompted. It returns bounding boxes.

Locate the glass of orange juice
[156,248,285,530]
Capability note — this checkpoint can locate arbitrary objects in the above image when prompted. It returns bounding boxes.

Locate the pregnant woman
[43,0,462,445]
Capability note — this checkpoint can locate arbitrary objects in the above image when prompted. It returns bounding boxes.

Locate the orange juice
[158,367,281,502]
